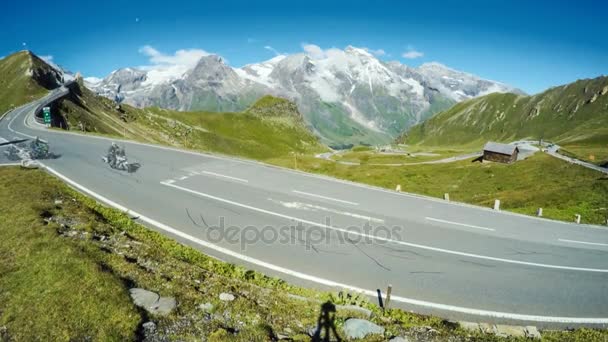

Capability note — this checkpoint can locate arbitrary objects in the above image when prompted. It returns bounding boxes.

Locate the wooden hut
[483,142,519,164]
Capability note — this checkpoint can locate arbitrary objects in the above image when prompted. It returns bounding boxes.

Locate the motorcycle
[102,143,141,173]
[2,137,50,161]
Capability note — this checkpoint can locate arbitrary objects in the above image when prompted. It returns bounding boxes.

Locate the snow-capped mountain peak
[86,46,523,145]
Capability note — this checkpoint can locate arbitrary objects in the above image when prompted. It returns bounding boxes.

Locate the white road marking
[179,176,188,180]
[559,239,608,247]
[164,179,175,184]
[270,199,384,223]
[292,190,358,205]
[35,165,608,323]
[201,170,249,183]
[163,181,608,273]
[425,217,496,232]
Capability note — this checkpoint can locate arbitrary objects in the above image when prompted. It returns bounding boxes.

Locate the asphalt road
[1,91,607,328]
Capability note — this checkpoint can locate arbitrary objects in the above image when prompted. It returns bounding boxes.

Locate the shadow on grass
[312,301,342,342]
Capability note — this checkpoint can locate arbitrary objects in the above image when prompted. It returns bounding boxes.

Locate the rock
[129,288,176,316]
[142,321,167,342]
[54,199,63,205]
[219,292,235,301]
[458,321,480,332]
[336,304,372,318]
[478,323,495,334]
[524,326,541,339]
[495,324,526,338]
[142,321,156,335]
[276,333,289,339]
[307,326,319,337]
[198,302,214,312]
[342,318,385,339]
[589,93,598,103]
[389,337,410,342]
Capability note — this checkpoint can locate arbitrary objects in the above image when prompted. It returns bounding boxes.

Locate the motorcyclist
[30,137,49,159]
[106,142,120,167]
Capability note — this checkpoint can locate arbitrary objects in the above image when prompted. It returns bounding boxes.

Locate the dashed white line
[179,176,188,180]
[270,199,384,223]
[425,217,496,232]
[162,181,608,273]
[201,170,249,183]
[292,190,358,206]
[559,238,608,247]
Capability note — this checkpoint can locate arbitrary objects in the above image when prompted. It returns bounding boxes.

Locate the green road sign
[43,107,51,124]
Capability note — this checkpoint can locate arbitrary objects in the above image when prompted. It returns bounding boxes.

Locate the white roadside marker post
[384,284,392,312]
[493,199,500,211]
[537,208,543,217]
[575,214,581,224]
[444,193,450,201]
[395,184,401,192]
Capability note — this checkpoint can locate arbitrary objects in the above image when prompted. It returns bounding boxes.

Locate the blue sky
[1,0,606,94]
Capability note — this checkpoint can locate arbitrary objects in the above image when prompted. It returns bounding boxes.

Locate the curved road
[1,90,607,328]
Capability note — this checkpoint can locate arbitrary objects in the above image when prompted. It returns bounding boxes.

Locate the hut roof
[483,141,518,155]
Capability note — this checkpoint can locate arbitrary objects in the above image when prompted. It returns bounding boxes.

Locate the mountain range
[85,46,523,147]
[403,75,608,150]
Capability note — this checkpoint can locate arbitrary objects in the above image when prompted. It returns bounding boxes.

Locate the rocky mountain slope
[53,77,324,160]
[0,51,64,113]
[86,46,522,147]
[403,76,608,149]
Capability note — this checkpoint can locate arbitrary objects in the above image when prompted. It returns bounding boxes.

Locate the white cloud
[300,43,345,60]
[84,76,102,84]
[402,46,424,59]
[138,45,209,67]
[40,55,54,63]
[301,43,326,59]
[301,43,387,60]
[365,48,386,57]
[264,45,282,56]
[138,45,210,85]
[39,55,62,71]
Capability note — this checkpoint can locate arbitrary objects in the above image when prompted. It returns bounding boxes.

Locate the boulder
[129,288,176,316]
[342,318,385,339]
[219,292,235,301]
[524,326,541,339]
[389,337,410,342]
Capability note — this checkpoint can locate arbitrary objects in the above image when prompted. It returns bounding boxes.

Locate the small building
[483,142,519,164]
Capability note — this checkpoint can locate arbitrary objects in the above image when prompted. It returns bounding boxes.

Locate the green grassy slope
[0,51,62,113]
[403,76,608,158]
[0,168,140,340]
[54,82,326,160]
